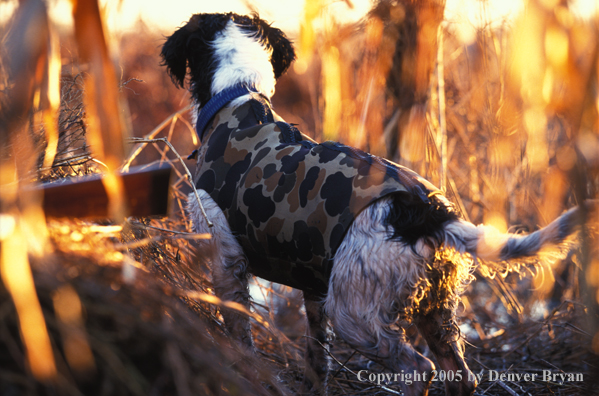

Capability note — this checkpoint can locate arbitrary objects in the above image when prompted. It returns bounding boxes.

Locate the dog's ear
[261,23,296,79]
[161,18,198,87]
[162,13,233,103]
[162,14,228,88]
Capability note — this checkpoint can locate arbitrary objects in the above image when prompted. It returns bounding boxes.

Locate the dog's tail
[441,201,594,265]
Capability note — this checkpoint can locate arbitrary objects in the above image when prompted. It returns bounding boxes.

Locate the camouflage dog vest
[193,86,441,295]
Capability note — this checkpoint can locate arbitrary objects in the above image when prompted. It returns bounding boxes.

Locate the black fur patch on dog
[386,193,459,248]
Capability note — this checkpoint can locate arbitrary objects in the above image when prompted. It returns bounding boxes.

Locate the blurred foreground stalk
[0,216,56,380]
[71,0,130,220]
[1,0,132,382]
[0,0,59,382]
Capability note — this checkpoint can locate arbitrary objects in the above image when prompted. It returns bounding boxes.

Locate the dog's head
[161,13,296,105]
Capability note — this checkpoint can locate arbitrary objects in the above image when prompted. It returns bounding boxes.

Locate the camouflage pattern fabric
[194,93,442,295]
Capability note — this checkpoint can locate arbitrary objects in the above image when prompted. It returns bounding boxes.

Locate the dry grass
[1,0,598,395]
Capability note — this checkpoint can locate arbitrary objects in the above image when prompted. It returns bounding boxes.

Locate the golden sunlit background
[1,0,598,394]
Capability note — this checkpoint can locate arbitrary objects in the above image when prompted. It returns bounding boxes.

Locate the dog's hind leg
[326,300,434,396]
[415,308,476,396]
[301,293,330,395]
[325,198,435,396]
[188,190,253,350]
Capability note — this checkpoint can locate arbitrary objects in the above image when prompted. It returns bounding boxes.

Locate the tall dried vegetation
[0,0,598,394]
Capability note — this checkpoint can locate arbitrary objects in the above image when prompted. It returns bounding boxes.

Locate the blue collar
[195,84,260,141]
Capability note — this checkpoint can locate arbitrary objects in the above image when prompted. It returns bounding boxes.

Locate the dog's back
[192,91,461,295]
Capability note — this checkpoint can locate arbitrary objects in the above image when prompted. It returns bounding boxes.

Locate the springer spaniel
[161,12,591,396]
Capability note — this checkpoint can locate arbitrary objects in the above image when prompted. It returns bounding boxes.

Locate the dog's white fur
[179,17,591,396]
[211,22,276,106]
[189,22,275,129]
[326,197,434,362]
[187,189,253,343]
